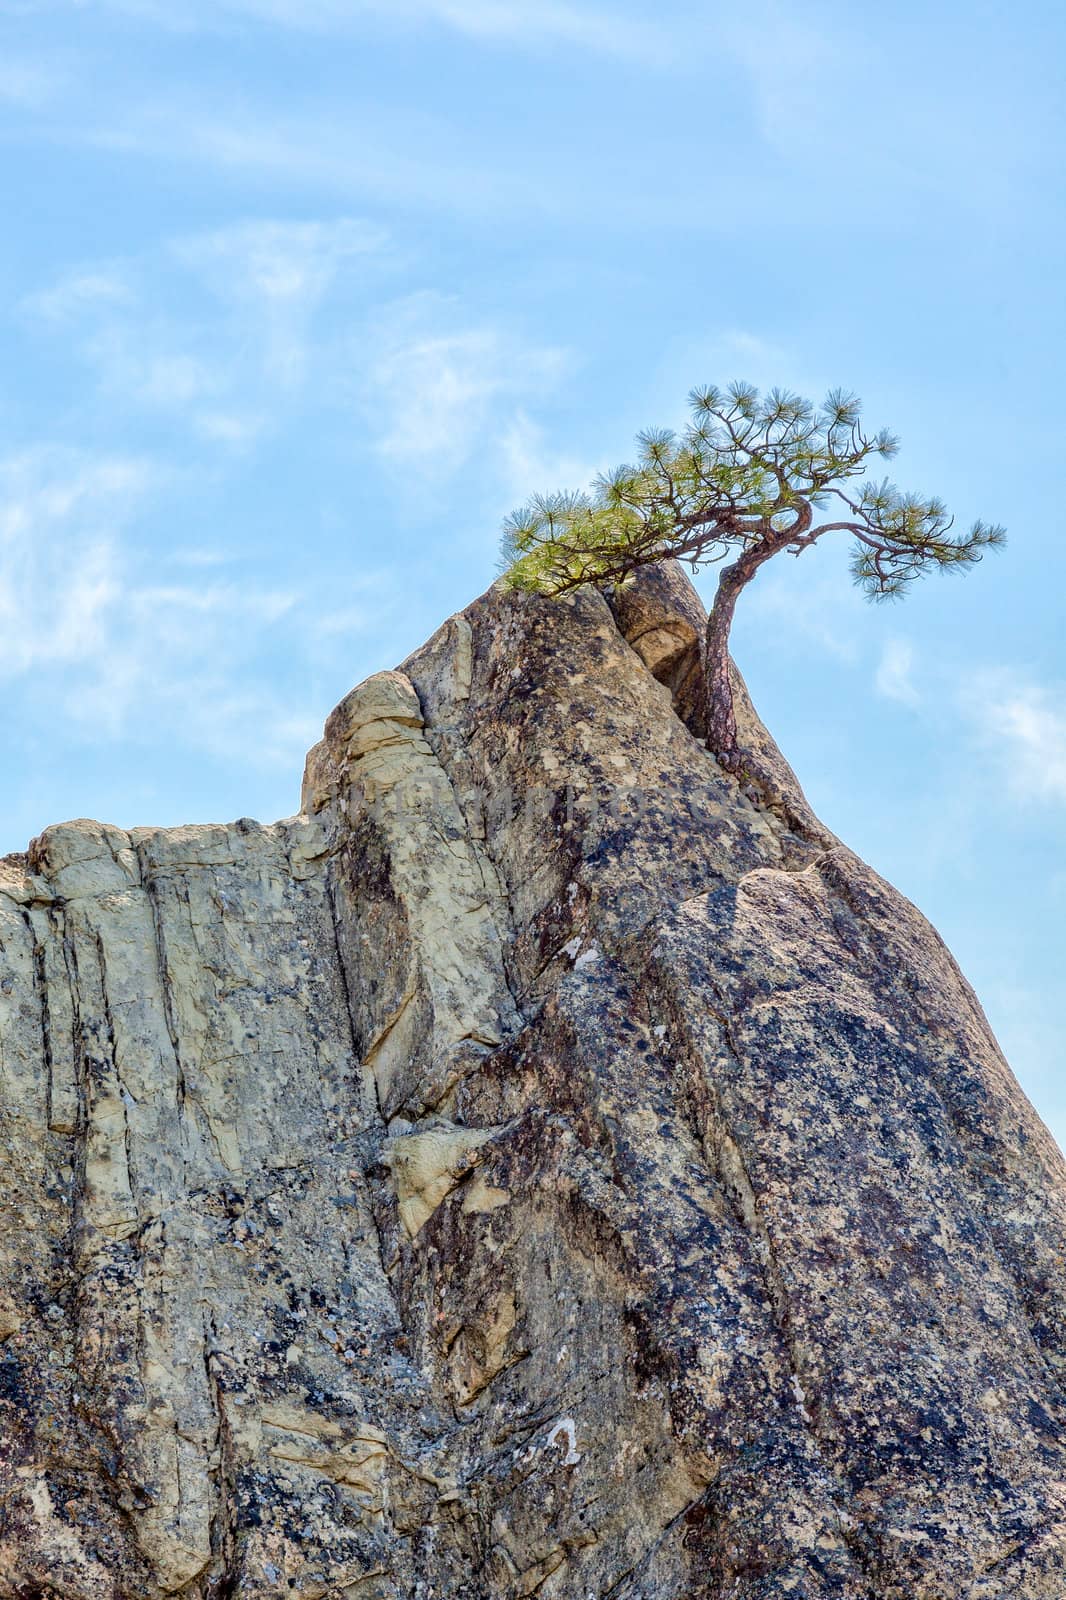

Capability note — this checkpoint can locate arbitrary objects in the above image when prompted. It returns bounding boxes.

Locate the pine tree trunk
[703,537,793,769]
[703,567,745,768]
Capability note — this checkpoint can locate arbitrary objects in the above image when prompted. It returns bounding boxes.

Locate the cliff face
[2,565,1065,1600]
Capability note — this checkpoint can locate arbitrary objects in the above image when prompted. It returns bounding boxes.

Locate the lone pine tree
[501,383,1004,772]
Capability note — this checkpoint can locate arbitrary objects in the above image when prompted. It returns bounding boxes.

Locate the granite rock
[1,565,1065,1598]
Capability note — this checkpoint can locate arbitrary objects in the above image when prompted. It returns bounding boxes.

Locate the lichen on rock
[1,563,1065,1598]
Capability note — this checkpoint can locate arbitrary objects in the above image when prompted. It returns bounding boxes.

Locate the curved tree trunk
[703,546,780,767]
[703,565,746,766]
[704,520,811,770]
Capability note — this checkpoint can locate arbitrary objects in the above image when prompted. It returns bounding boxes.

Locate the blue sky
[2,0,1064,1145]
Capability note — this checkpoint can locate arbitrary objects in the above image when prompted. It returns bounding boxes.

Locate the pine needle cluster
[501,383,1005,601]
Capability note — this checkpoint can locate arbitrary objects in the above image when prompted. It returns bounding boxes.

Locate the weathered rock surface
[2,564,1065,1599]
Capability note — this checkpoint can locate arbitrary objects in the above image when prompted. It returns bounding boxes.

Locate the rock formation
[1,564,1065,1599]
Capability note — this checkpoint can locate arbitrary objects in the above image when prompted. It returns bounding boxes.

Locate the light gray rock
[1,564,1065,1598]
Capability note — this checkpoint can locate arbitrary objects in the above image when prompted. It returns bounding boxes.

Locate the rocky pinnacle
[1,564,1064,1598]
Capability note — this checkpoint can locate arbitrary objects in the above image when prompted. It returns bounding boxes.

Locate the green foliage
[500,382,1005,601]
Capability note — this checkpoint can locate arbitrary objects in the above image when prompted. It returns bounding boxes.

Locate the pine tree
[501,383,1004,772]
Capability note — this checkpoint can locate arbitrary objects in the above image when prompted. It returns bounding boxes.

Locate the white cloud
[977,674,1066,803]
[171,217,387,307]
[193,411,267,448]
[88,334,222,409]
[718,9,857,161]
[740,557,862,664]
[25,269,132,322]
[715,3,1056,223]
[363,294,570,480]
[25,216,388,438]
[62,73,645,228]
[498,410,603,508]
[130,582,296,622]
[66,0,670,61]
[176,216,388,388]
[168,547,232,568]
[875,638,921,706]
[0,450,153,675]
[355,0,670,60]
[709,329,790,378]
[0,448,342,772]
[0,58,63,109]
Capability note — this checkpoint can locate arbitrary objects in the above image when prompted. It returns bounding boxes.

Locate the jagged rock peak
[1,563,1065,1599]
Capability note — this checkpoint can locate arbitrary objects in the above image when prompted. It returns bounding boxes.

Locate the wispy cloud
[0,448,374,771]
[875,638,921,706]
[716,3,1060,219]
[61,0,671,62]
[174,217,388,387]
[838,630,1066,812]
[27,235,576,491]
[740,557,863,664]
[362,292,570,481]
[0,57,64,108]
[171,217,386,307]
[168,547,233,568]
[25,217,389,441]
[0,450,152,675]
[338,0,670,60]
[26,269,132,321]
[497,410,604,508]
[974,673,1066,803]
[78,95,530,222]
[718,9,859,162]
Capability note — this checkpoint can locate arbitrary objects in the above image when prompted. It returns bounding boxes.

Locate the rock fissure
[324,877,371,1077]
[141,873,188,1119]
[201,1314,237,1600]
[23,909,55,1138]
[94,929,141,1241]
